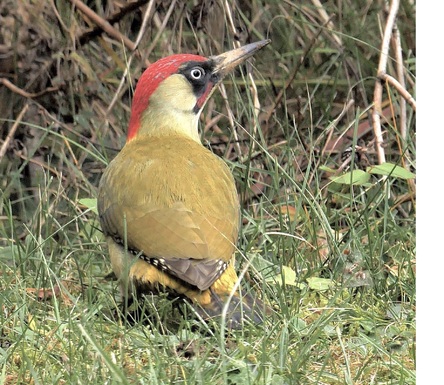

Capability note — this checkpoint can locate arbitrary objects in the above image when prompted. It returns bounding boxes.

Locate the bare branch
[106,0,156,119]
[380,73,416,111]
[70,0,137,52]
[372,0,400,165]
[78,0,151,45]
[1,78,59,99]
[0,103,29,161]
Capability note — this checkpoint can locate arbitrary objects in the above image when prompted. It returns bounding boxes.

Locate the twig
[0,103,29,161]
[145,0,178,57]
[217,84,240,157]
[322,105,392,154]
[373,0,416,169]
[262,16,330,124]
[106,0,156,119]
[320,99,355,157]
[221,1,261,160]
[50,0,71,35]
[306,0,370,116]
[390,24,416,196]
[391,25,406,139]
[310,0,342,48]
[372,0,400,165]
[224,1,261,114]
[379,73,416,111]
[69,0,136,52]
[1,78,59,99]
[78,0,151,45]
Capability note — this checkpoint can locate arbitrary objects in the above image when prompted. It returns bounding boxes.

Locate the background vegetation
[0,0,415,384]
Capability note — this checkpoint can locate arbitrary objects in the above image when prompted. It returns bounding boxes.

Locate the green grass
[1,1,415,384]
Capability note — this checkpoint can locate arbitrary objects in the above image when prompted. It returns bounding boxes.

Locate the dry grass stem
[106,0,156,118]
[391,25,408,140]
[145,0,178,57]
[0,103,29,160]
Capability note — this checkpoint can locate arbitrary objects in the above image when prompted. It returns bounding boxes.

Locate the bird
[97,39,271,329]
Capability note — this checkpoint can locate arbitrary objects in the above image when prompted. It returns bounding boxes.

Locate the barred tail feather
[191,287,267,329]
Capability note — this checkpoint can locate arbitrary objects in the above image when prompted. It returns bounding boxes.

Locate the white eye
[190,67,204,80]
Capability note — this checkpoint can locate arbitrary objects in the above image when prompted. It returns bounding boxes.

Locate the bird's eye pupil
[191,67,204,79]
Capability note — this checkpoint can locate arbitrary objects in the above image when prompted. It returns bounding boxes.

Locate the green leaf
[265,265,300,286]
[0,245,20,260]
[367,163,415,179]
[280,265,297,286]
[329,170,370,185]
[319,165,337,173]
[306,277,334,291]
[79,198,98,214]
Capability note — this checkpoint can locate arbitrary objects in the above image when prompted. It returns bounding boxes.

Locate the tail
[191,287,267,330]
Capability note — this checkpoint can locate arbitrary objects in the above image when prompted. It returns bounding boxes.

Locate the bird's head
[126,40,270,142]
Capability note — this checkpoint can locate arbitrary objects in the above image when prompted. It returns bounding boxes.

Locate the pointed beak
[210,39,271,80]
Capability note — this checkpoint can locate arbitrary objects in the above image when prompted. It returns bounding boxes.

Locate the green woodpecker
[98,40,270,328]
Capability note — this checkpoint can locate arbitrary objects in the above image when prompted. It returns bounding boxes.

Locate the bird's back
[98,134,240,290]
